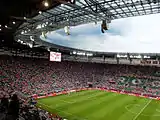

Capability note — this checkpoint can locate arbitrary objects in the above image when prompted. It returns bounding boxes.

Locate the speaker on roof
[101,20,108,33]
[64,26,70,35]
[41,31,47,39]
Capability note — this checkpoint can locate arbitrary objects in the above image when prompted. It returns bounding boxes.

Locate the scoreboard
[50,52,61,62]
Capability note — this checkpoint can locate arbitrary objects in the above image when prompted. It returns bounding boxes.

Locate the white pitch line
[132,99,152,120]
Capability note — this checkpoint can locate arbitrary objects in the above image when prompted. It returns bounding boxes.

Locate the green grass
[36,90,160,120]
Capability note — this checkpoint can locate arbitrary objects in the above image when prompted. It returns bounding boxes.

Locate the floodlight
[39,11,42,14]
[44,1,49,7]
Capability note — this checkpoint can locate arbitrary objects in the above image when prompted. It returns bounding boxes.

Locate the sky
[40,13,160,53]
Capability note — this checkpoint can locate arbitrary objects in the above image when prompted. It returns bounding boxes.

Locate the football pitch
[37,90,160,120]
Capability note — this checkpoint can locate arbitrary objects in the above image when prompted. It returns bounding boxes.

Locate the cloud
[43,13,160,53]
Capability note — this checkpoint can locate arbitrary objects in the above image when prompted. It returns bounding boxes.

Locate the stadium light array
[43,1,49,7]
[17,39,34,48]
[86,53,93,56]
[20,41,23,44]
[144,55,150,58]
[117,54,143,59]
[72,51,93,56]
[28,43,33,48]
[41,24,44,27]
[21,31,24,34]
[73,51,76,54]
[117,54,127,58]
[61,4,64,7]
[77,52,85,56]
[47,47,50,51]
[130,55,142,59]
[39,11,42,14]
[30,36,34,41]
[36,24,42,29]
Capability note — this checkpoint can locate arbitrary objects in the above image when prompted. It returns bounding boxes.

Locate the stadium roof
[1,0,160,53]
[0,0,61,48]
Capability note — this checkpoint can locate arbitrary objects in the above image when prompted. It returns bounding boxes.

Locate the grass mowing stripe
[37,90,160,120]
[37,90,98,106]
[62,90,99,101]
[66,91,116,114]
[53,91,110,110]
[132,99,152,120]
[37,91,131,120]
[88,94,135,120]
[63,90,100,102]
[37,90,95,102]
[51,91,117,120]
[38,90,95,101]
[54,91,102,109]
[84,94,129,119]
[37,90,102,112]
[104,95,138,120]
[38,102,87,120]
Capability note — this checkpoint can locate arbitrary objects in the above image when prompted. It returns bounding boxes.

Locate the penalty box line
[132,99,152,120]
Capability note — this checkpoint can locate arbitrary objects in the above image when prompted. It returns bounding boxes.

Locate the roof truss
[15,0,160,43]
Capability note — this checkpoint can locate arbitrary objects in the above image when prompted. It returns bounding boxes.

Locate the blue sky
[40,13,160,53]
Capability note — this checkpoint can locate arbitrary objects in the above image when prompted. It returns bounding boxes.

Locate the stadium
[1,0,160,120]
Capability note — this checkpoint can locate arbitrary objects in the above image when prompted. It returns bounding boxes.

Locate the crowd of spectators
[1,55,160,119]
[0,93,61,120]
[1,55,160,97]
